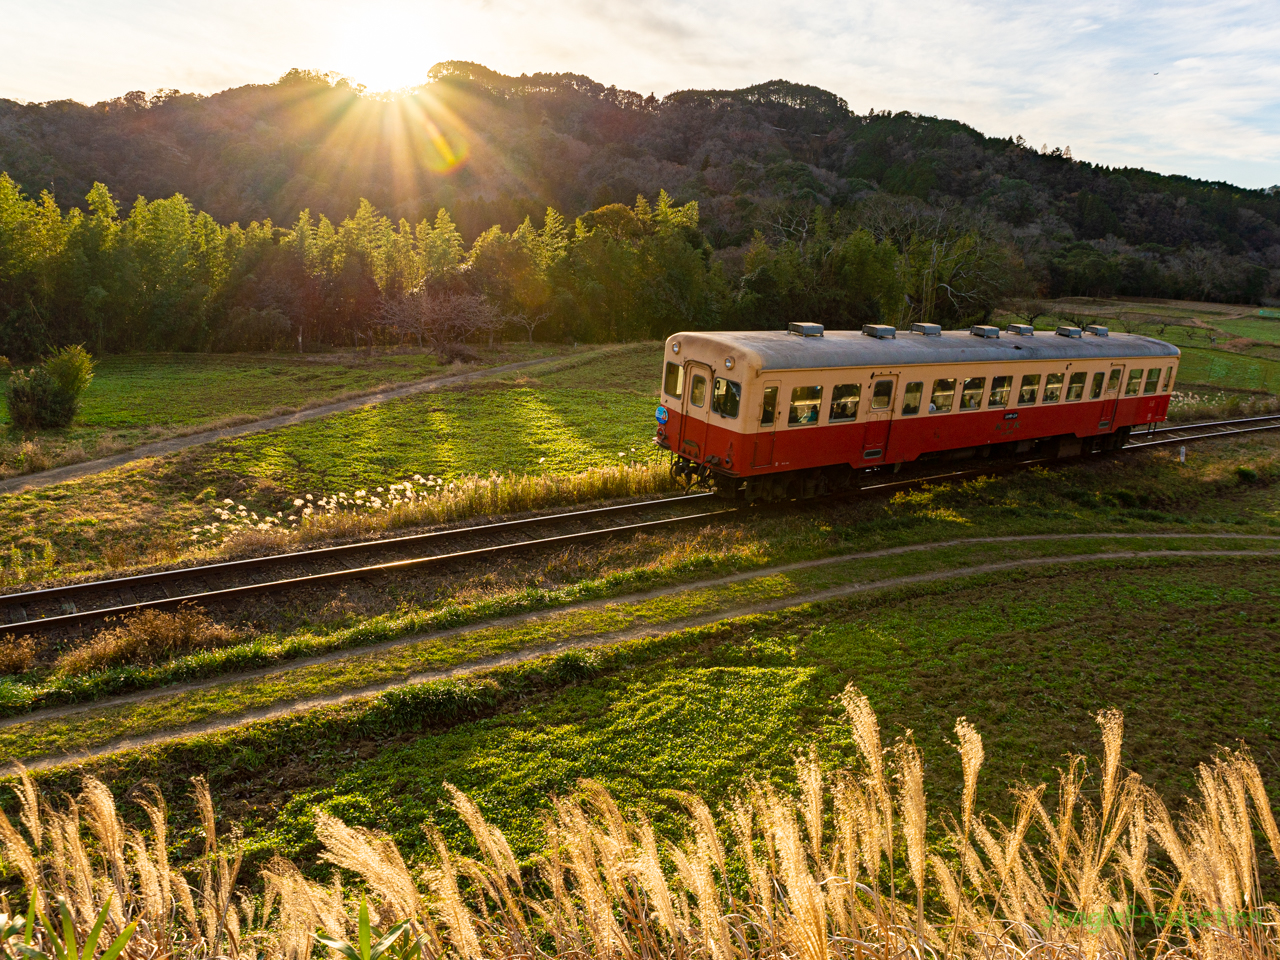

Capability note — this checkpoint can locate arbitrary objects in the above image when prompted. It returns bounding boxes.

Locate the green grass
[1173,345,1280,393]
[239,557,1280,861]
[1210,316,1280,345]
[21,554,1280,872]
[0,347,564,481]
[1,352,446,429]
[0,346,661,581]
[185,385,661,495]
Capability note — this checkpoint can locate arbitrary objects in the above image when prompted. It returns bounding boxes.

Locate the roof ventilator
[970,324,1000,338]
[1056,326,1083,338]
[910,322,941,336]
[788,322,824,337]
[1086,324,1109,337]
[1007,323,1034,336]
[862,323,897,340]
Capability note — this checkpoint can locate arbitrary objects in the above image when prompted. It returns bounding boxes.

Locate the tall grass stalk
[5,695,1280,960]
[203,464,676,554]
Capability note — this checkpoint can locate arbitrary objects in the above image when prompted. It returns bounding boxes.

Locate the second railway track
[0,495,729,636]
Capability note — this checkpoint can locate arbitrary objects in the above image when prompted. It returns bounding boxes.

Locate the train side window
[871,379,895,409]
[929,378,956,413]
[959,377,985,410]
[663,362,684,399]
[829,384,861,421]
[760,386,779,426]
[1018,374,1041,405]
[712,378,741,418]
[1143,368,1161,394]
[1163,366,1173,391]
[690,375,707,407]
[788,386,823,426]
[1125,369,1143,396]
[1107,368,1123,392]
[1090,372,1105,399]
[1043,373,1064,403]
[988,376,1012,408]
[1066,371,1087,401]
[901,381,924,415]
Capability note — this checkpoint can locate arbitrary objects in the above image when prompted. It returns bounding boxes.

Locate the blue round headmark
[655,405,669,424]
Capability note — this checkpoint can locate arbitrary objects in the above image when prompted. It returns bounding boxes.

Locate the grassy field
[0,345,664,583]
[0,347,558,480]
[179,347,664,493]
[16,546,1280,873]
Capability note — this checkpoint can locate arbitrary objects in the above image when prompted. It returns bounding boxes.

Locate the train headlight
[671,342,680,354]
[725,357,735,369]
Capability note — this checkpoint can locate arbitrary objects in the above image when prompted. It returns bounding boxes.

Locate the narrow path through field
[0,350,595,495]
[13,531,1280,772]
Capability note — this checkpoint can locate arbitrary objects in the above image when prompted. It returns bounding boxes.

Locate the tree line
[2,65,1276,320]
[0,174,1031,358]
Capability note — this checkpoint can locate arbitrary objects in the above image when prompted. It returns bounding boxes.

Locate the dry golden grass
[213,464,677,557]
[53,605,238,675]
[0,634,34,675]
[4,696,1280,960]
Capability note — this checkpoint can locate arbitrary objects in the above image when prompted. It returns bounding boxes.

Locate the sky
[3,0,1279,189]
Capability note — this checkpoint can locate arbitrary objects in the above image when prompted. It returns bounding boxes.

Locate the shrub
[4,345,95,430]
[1238,465,1260,483]
[0,634,35,675]
[54,604,238,675]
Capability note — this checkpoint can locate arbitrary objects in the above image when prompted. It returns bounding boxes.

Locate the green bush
[5,345,95,431]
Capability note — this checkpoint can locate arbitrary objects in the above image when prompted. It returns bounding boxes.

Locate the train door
[752,380,781,467]
[678,362,713,461]
[1099,364,1124,429]
[862,376,897,460]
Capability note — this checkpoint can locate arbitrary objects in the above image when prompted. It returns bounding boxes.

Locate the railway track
[4,411,1274,638]
[0,495,728,636]
[1127,411,1280,448]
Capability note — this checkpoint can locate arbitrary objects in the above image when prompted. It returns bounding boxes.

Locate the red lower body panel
[659,393,1170,477]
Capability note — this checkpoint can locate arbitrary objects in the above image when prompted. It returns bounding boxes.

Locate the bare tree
[378,285,504,357]
[509,309,551,343]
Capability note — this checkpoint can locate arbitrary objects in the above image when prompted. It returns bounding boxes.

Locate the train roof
[670,329,1180,372]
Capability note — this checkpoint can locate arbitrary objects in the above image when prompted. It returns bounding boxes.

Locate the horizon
[1,0,1278,192]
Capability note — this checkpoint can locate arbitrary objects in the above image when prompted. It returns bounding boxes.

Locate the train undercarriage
[671,427,1133,501]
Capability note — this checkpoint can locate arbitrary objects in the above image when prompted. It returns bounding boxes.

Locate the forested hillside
[2,61,1278,357]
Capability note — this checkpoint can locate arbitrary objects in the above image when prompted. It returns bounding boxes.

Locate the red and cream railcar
[654,322,1180,499]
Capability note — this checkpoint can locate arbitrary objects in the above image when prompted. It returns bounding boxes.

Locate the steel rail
[1127,421,1280,448]
[1141,414,1280,437]
[0,495,719,632]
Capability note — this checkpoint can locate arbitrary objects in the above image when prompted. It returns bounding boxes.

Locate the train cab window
[1090,372,1105,399]
[901,381,924,415]
[1107,369,1123,392]
[712,378,741,418]
[1144,368,1161,395]
[1125,369,1143,396]
[959,377,985,410]
[829,384,861,421]
[1043,373,1064,403]
[1018,374,1040,405]
[988,376,1013,408]
[788,386,823,426]
[929,378,956,413]
[1163,366,1173,391]
[760,386,779,426]
[871,380,895,410]
[663,362,684,399]
[689,375,707,407]
[1066,372,1087,402]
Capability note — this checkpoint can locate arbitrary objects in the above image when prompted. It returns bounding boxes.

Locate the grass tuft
[53,604,239,675]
